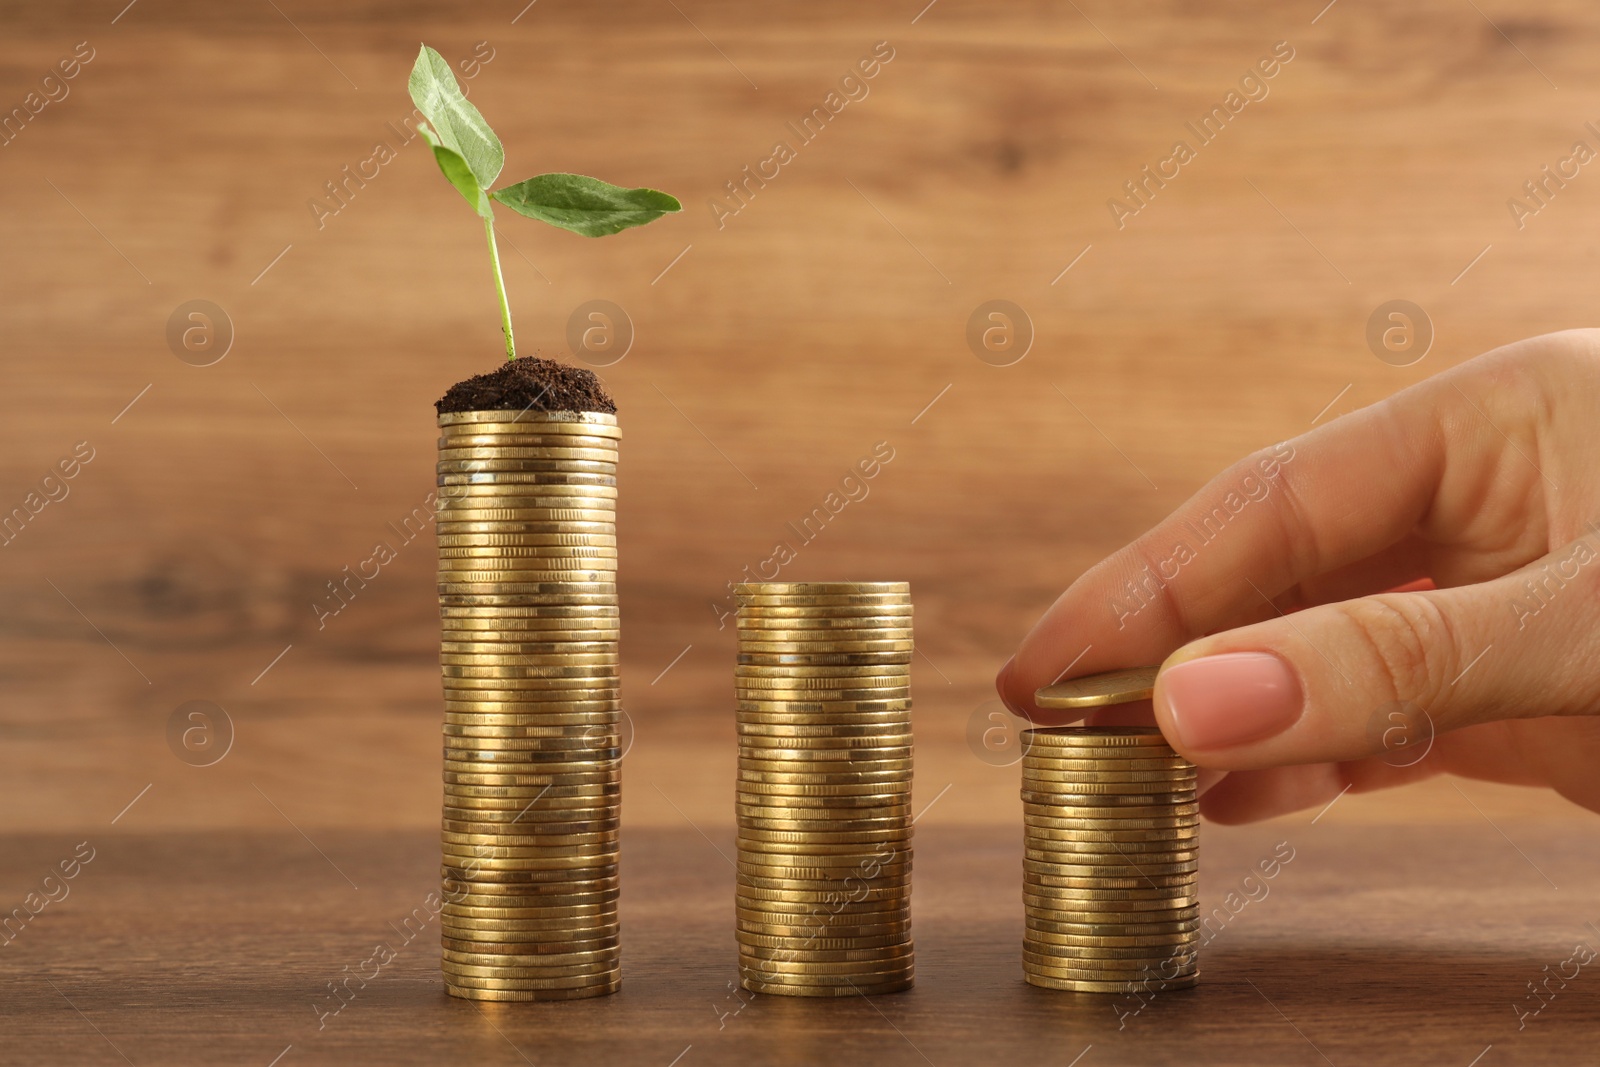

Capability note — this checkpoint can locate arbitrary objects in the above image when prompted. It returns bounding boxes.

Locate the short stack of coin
[1020,703,1199,993]
[435,409,622,1002]
[733,581,915,997]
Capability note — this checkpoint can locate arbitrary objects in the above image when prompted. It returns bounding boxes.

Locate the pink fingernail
[1161,652,1301,750]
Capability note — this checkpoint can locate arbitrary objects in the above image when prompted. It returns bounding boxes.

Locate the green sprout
[409,44,681,361]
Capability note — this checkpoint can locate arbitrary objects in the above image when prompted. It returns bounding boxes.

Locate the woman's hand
[996,329,1600,823]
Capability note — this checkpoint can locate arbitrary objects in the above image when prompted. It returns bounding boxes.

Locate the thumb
[1150,537,1600,769]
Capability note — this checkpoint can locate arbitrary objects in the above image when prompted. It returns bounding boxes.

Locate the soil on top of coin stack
[436,356,617,415]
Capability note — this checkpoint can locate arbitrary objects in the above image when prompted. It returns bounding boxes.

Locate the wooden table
[3,1,1599,1062]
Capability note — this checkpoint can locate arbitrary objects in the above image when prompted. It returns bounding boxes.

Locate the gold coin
[737,840,911,860]
[439,655,619,670]
[1027,909,1202,929]
[737,637,915,651]
[441,914,619,937]
[737,962,913,983]
[442,628,621,642]
[443,773,620,789]
[1022,973,1196,995]
[738,763,913,781]
[737,873,911,894]
[441,962,620,982]
[439,602,618,617]
[1019,766,1195,784]
[735,956,913,978]
[441,944,619,965]
[736,894,909,917]
[438,446,618,463]
[737,825,910,844]
[443,762,618,780]
[439,581,616,596]
[736,917,911,940]
[443,705,622,721]
[735,927,909,950]
[735,581,907,596]
[735,796,912,814]
[441,478,617,493]
[437,519,615,534]
[1022,884,1198,904]
[442,972,620,992]
[736,703,912,718]
[435,509,616,525]
[1026,915,1198,936]
[739,818,909,837]
[444,739,618,757]
[1019,775,1196,794]
[734,686,911,701]
[1024,921,1203,940]
[1024,855,1199,877]
[438,432,619,448]
[443,721,618,738]
[737,654,914,670]
[737,892,906,914]
[441,927,620,953]
[735,799,910,818]
[735,942,914,964]
[439,547,618,561]
[444,775,618,793]
[737,625,915,640]
[437,455,617,472]
[738,718,911,736]
[736,784,912,803]
[1022,957,1197,982]
[442,676,620,690]
[737,604,913,618]
[441,957,619,979]
[441,563,620,579]
[442,822,616,840]
[1025,931,1198,952]
[737,974,913,997]
[442,901,618,919]
[437,531,617,547]
[443,980,620,1002]
[1021,756,1193,773]
[1020,792,1197,810]
[738,731,911,749]
[735,616,914,631]
[1021,806,1198,828]
[442,883,619,903]
[1022,726,1169,747]
[441,908,620,927]
[1024,830,1198,851]
[735,664,911,679]
[1033,667,1160,710]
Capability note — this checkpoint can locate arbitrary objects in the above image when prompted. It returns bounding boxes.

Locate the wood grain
[2,2,1598,1062]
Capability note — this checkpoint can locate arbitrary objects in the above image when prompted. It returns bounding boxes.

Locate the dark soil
[436,356,616,415]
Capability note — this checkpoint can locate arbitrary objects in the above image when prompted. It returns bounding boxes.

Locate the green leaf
[418,124,492,218]
[490,173,683,237]
[408,44,503,189]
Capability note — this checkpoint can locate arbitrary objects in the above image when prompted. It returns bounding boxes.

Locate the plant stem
[483,214,515,361]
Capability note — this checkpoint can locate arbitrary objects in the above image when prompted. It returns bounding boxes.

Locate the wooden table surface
[3,1,1599,1063]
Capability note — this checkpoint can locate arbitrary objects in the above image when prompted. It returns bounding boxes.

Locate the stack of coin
[733,581,915,997]
[1021,670,1199,994]
[435,409,622,1002]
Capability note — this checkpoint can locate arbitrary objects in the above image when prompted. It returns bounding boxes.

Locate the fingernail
[1160,651,1302,750]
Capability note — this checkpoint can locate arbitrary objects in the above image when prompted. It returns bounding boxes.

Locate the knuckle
[1334,594,1457,708]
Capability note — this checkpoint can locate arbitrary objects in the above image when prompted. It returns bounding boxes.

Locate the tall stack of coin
[733,581,915,997]
[435,409,622,1002]
[1023,667,1199,994]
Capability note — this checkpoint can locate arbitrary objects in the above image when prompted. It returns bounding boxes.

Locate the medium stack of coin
[1020,719,1199,994]
[435,409,622,1002]
[733,581,915,997]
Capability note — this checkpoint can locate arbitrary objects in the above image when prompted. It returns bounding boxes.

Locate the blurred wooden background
[3,1,1599,1063]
